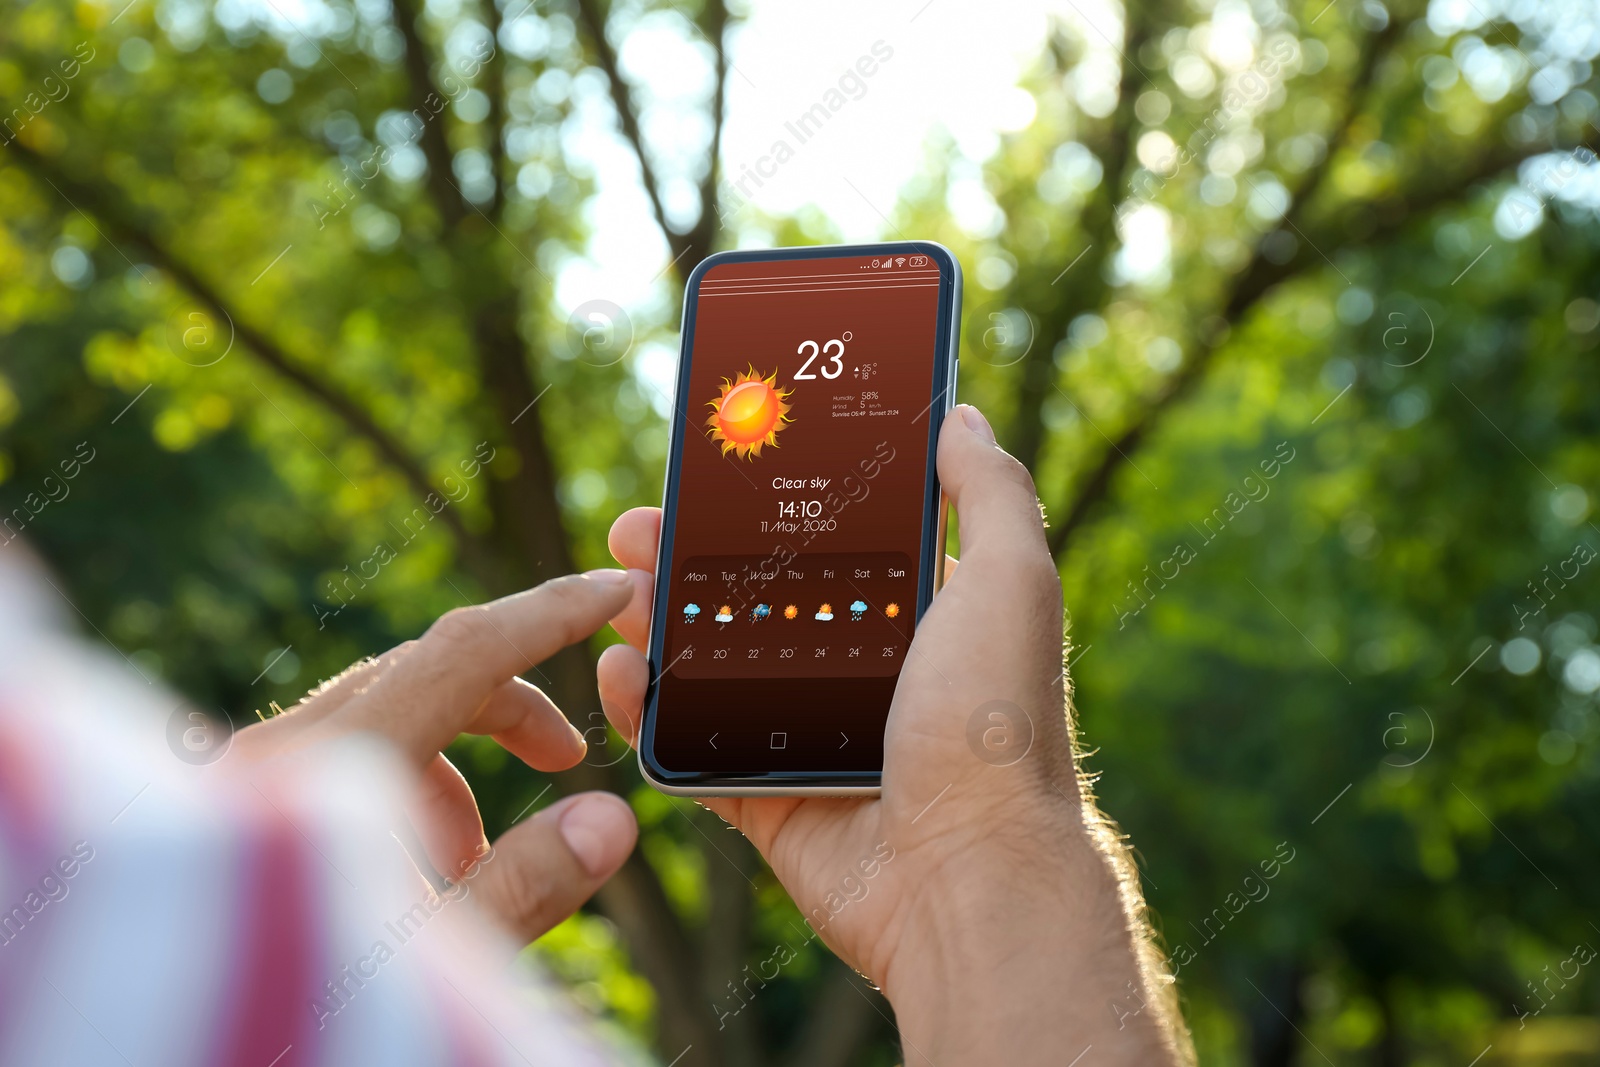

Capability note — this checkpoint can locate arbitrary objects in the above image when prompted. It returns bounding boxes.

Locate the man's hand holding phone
[599,406,1189,1066]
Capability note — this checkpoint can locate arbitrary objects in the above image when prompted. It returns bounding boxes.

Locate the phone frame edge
[637,240,962,798]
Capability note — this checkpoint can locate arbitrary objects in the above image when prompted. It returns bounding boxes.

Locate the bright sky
[558,0,1102,316]
[202,0,1599,333]
[213,0,1117,407]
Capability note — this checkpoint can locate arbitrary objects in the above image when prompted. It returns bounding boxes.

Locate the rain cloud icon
[849,600,867,621]
[682,603,701,623]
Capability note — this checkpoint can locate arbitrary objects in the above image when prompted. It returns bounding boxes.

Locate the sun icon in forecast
[705,366,793,460]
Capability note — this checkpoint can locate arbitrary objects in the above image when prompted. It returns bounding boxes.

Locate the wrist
[882,800,1179,1066]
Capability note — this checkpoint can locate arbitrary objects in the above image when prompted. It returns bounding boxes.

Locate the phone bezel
[637,240,962,796]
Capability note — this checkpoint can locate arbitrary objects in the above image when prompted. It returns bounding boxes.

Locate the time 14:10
[778,500,824,518]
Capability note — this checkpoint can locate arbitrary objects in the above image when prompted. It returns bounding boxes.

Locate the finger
[608,507,661,571]
[471,792,638,942]
[938,405,1053,576]
[233,647,410,760]
[409,753,488,883]
[592,649,748,830]
[336,571,634,764]
[467,677,587,772]
[595,643,648,747]
[697,796,743,828]
[288,645,410,723]
[607,506,660,649]
[608,567,655,650]
[591,646,767,845]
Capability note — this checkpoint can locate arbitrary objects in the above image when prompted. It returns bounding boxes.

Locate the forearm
[883,808,1191,1067]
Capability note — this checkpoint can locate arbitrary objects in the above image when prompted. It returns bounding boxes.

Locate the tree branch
[1,137,485,559]
[1045,128,1584,559]
[573,0,691,268]
[390,0,469,230]
[467,288,579,584]
[1044,17,1406,558]
[682,0,730,271]
[1006,2,1155,473]
[1278,16,1404,233]
[482,0,508,220]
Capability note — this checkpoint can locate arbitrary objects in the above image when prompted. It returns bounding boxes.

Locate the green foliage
[4,0,1600,1065]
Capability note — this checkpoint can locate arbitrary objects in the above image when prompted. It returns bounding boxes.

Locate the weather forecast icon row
[683,601,900,624]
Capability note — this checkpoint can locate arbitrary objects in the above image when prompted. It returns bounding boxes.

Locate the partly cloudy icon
[751,603,771,622]
[849,600,868,621]
[683,603,701,623]
[815,602,834,621]
[715,604,733,623]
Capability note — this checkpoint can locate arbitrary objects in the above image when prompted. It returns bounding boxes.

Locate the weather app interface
[653,252,945,774]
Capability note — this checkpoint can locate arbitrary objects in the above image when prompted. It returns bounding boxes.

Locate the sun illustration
[705,366,793,460]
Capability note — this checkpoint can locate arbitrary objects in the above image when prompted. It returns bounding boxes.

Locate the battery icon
[909,255,928,267]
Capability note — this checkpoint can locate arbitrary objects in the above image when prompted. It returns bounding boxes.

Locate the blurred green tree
[3,0,1598,1064]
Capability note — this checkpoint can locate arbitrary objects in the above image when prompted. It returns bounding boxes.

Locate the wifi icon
[895,257,906,267]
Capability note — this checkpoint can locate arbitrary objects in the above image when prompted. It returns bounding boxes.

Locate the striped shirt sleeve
[0,561,628,1067]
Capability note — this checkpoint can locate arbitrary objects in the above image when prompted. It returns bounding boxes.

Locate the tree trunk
[1377,982,1404,1067]
[458,262,732,1067]
[1247,961,1307,1067]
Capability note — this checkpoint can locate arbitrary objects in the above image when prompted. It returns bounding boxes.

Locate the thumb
[470,792,638,942]
[938,404,1051,568]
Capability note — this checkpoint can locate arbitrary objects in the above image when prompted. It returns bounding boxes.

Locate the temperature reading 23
[794,332,851,380]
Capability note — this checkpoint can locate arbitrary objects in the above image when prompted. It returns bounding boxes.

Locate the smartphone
[638,241,962,795]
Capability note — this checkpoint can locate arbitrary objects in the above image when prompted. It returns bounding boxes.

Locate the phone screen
[646,246,957,783]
